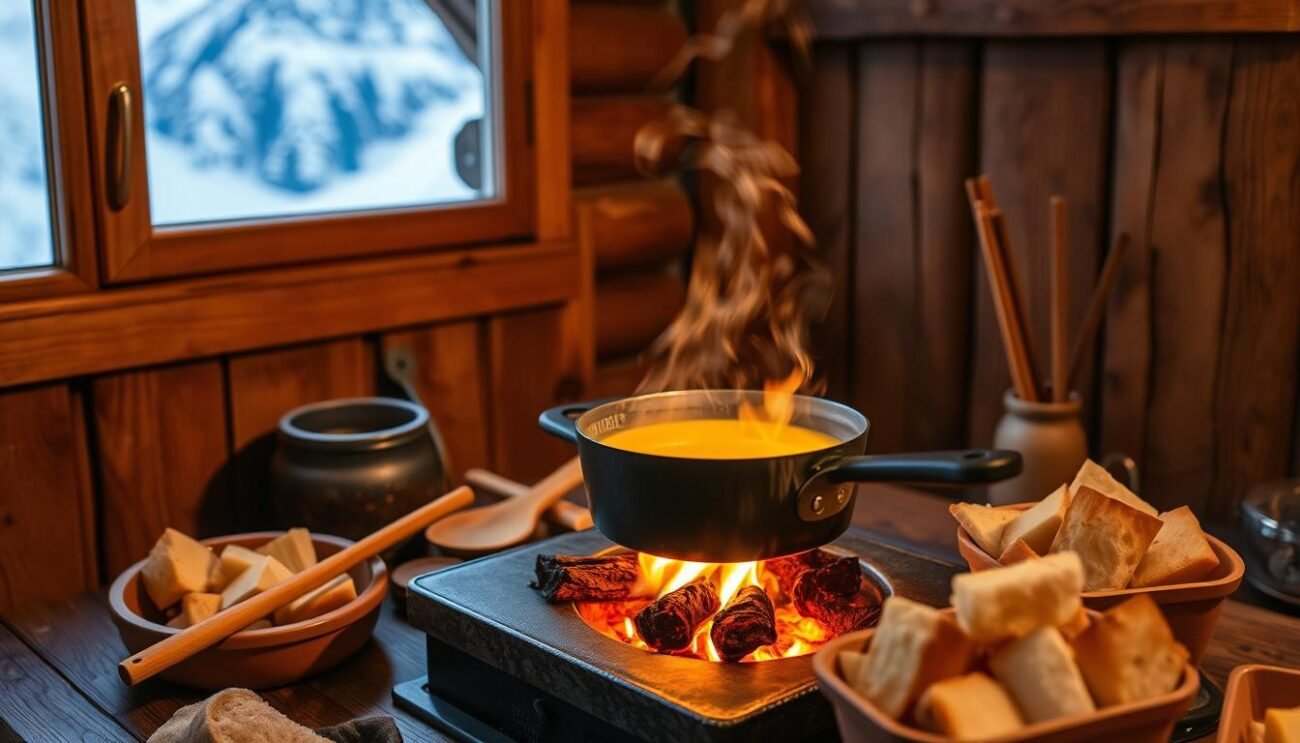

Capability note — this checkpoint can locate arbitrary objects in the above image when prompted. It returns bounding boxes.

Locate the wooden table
[3,485,1299,741]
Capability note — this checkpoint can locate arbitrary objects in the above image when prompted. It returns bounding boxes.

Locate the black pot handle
[823,449,1022,485]
[538,400,609,443]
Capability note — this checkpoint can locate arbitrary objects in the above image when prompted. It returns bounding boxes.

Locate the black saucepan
[540,390,1021,562]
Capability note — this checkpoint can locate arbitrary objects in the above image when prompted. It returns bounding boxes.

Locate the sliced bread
[997,538,1040,566]
[950,552,1083,643]
[853,596,975,719]
[989,627,1096,723]
[146,688,329,743]
[949,503,1020,557]
[1049,486,1163,590]
[914,673,1023,741]
[1070,458,1157,517]
[1130,506,1220,588]
[1071,594,1189,706]
[999,485,1070,556]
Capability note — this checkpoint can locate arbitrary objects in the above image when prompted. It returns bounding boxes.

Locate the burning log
[709,585,777,662]
[532,554,640,603]
[635,578,720,652]
[762,549,837,597]
[792,556,882,634]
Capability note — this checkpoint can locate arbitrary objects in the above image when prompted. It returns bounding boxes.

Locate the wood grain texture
[591,356,648,399]
[576,182,694,272]
[800,44,856,402]
[1215,38,1300,519]
[381,322,491,482]
[228,339,376,529]
[969,41,1110,446]
[534,0,571,242]
[805,0,1300,38]
[93,361,231,576]
[488,307,581,481]
[569,5,686,94]
[0,384,97,611]
[572,96,674,185]
[851,42,919,453]
[594,271,686,360]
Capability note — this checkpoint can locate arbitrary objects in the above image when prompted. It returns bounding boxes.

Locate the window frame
[83,0,538,284]
[0,0,99,302]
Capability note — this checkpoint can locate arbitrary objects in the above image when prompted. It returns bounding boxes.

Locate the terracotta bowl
[956,503,1244,665]
[108,531,387,690]
[813,610,1199,743]
[1217,664,1300,743]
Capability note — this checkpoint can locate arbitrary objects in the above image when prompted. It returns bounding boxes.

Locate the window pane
[0,3,55,271]
[137,0,496,227]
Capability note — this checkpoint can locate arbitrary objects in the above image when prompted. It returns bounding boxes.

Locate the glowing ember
[576,552,850,663]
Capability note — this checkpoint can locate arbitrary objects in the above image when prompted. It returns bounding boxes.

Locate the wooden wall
[774,9,1300,519]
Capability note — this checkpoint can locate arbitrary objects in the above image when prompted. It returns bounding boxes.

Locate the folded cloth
[148,688,403,743]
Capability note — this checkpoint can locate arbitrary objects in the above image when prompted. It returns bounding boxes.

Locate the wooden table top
[3,484,1299,741]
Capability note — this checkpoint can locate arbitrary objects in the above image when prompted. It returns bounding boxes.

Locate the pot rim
[278,396,428,452]
[573,389,870,462]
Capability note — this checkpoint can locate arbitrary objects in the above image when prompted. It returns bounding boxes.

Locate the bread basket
[956,503,1243,664]
[1216,664,1300,743]
[109,531,387,690]
[813,610,1200,743]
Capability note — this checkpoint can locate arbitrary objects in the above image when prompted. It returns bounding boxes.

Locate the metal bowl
[1240,479,1300,605]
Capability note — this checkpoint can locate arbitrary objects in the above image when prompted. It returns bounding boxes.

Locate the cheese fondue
[599,419,838,459]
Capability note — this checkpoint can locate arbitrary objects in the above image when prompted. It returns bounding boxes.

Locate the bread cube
[273,574,356,625]
[1049,486,1163,590]
[1130,506,1219,587]
[209,544,262,593]
[142,529,219,610]
[1071,594,1189,706]
[1265,706,1300,743]
[220,555,293,609]
[999,485,1070,555]
[165,592,222,630]
[997,538,1040,566]
[257,528,317,574]
[949,503,1019,557]
[951,552,1083,643]
[914,673,1023,740]
[989,627,1096,723]
[1070,458,1157,517]
[853,596,975,719]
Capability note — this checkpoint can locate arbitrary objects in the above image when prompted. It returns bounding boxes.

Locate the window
[0,2,55,272]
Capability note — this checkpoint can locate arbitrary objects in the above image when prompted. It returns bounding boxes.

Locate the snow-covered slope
[0,4,54,270]
[138,0,487,225]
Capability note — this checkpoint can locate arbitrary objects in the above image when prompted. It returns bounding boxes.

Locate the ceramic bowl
[1217,664,1300,743]
[813,611,1200,743]
[108,531,387,690]
[956,503,1244,665]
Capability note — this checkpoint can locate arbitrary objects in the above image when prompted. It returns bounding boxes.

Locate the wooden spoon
[463,467,593,531]
[425,457,583,553]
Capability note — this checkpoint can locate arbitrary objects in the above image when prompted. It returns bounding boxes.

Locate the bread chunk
[209,545,262,593]
[1131,506,1219,587]
[1070,458,1157,517]
[1057,606,1091,640]
[274,574,357,625]
[914,673,1023,741]
[1071,595,1189,706]
[853,596,975,719]
[145,688,329,743]
[951,552,1083,643]
[257,528,317,573]
[989,627,1096,723]
[166,593,222,630]
[1265,706,1300,743]
[999,485,1070,555]
[997,538,1040,566]
[1050,486,1163,590]
[220,555,292,609]
[142,529,219,610]
[949,503,1019,557]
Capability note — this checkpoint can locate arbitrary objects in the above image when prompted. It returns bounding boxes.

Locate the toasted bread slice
[1130,506,1219,588]
[1070,458,1156,517]
[1050,486,1163,590]
[142,529,219,610]
[145,688,329,743]
[989,627,1096,723]
[999,485,1070,556]
[998,538,1040,566]
[1071,595,1189,706]
[950,503,1020,557]
[914,673,1024,740]
[853,596,975,719]
[950,552,1083,643]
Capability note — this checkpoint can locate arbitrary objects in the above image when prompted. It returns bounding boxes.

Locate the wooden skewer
[1050,196,1069,402]
[972,200,1038,402]
[1067,232,1130,390]
[118,486,475,686]
[464,466,594,532]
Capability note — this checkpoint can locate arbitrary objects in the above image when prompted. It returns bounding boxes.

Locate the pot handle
[822,449,1022,485]
[538,400,609,443]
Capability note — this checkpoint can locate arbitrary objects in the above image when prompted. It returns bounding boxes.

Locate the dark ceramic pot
[271,397,445,542]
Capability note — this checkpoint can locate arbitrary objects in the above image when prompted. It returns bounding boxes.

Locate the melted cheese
[600,419,837,459]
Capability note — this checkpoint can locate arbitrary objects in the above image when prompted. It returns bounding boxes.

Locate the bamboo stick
[1067,232,1130,390]
[972,201,1038,402]
[1050,196,1069,402]
[118,487,475,686]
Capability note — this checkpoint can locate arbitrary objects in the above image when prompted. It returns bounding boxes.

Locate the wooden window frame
[82,0,538,284]
[0,0,99,302]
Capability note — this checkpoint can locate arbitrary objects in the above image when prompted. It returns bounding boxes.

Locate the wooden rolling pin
[464,467,594,531]
[118,487,474,686]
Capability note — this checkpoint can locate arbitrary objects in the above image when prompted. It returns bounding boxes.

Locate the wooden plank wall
[787,32,1300,517]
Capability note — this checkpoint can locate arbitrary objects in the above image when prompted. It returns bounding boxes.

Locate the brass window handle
[106,82,132,211]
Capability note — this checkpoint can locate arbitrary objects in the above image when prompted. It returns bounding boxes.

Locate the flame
[736,367,808,444]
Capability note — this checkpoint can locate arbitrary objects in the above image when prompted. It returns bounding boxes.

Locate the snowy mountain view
[137,0,490,227]
[0,3,55,271]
